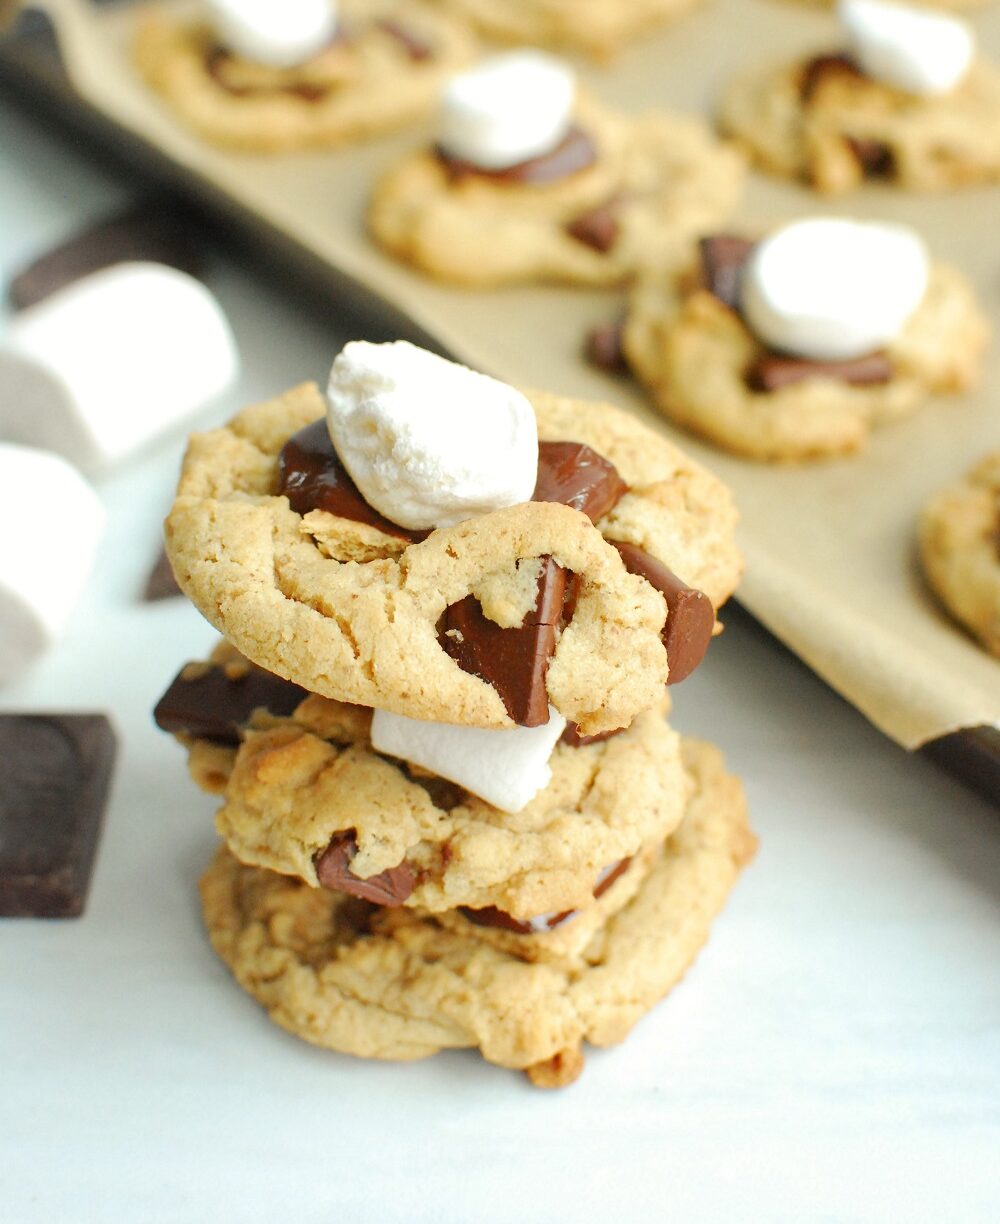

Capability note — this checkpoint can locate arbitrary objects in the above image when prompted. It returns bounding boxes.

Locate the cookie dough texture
[134,0,476,152]
[720,55,1000,193]
[433,0,702,60]
[624,259,989,461]
[369,99,744,286]
[919,451,1000,656]
[165,382,742,731]
[199,737,756,1084]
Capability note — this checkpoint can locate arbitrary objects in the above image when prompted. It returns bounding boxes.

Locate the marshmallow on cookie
[838,0,974,96]
[205,0,339,68]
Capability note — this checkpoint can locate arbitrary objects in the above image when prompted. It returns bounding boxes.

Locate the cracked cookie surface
[199,737,756,1084]
[369,98,744,287]
[165,382,741,730]
[134,0,476,151]
[919,451,1000,656]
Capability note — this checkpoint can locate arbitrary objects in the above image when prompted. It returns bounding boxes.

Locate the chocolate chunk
[610,541,715,685]
[593,857,631,899]
[142,546,181,602]
[314,831,415,905]
[459,856,631,934]
[440,557,568,726]
[799,53,864,103]
[699,235,755,310]
[534,440,627,523]
[277,419,425,541]
[585,320,629,373]
[746,351,893,393]
[565,202,619,253]
[436,125,598,186]
[153,662,308,745]
[845,136,895,179]
[560,723,621,748]
[8,200,204,311]
[376,18,432,60]
[0,714,116,918]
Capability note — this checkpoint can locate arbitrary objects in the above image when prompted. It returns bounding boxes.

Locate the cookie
[165,382,742,732]
[199,737,756,1085]
[164,642,688,919]
[432,0,702,61]
[720,51,1000,194]
[919,451,1000,656]
[369,97,744,287]
[134,1,476,152]
[623,242,989,461]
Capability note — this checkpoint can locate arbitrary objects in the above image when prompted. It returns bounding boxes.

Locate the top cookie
[165,381,741,733]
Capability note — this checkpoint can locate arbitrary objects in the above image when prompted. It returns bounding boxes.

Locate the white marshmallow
[326,341,537,531]
[0,443,105,686]
[740,218,929,362]
[206,0,338,69]
[0,262,238,473]
[370,707,566,814]
[438,52,575,171]
[839,0,973,96]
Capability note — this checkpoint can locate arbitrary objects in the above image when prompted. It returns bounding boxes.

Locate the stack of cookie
[155,340,755,1086]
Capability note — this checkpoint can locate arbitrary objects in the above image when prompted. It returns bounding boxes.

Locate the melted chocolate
[845,136,895,179]
[459,857,632,935]
[699,235,756,310]
[314,831,416,905]
[565,202,619,253]
[153,662,307,745]
[436,125,598,186]
[533,441,627,523]
[747,351,893,393]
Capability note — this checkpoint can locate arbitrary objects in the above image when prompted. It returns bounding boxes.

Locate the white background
[0,99,998,1223]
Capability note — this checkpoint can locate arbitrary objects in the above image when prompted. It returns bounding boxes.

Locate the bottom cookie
[199,738,756,1086]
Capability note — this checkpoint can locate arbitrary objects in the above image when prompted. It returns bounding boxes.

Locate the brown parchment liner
[26,0,1000,748]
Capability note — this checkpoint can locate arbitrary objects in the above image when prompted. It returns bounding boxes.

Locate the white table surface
[1,100,998,1224]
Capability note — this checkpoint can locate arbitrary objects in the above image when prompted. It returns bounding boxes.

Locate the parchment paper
[20,0,1000,748]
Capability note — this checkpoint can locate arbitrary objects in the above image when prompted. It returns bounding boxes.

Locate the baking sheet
[6,0,1000,752]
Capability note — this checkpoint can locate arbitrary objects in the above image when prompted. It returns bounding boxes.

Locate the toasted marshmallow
[326,341,537,531]
[371,706,566,813]
[206,0,338,69]
[839,0,973,96]
[438,51,575,171]
[0,262,238,472]
[0,443,105,685]
[740,218,929,362]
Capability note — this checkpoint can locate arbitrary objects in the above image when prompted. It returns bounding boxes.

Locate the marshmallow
[326,341,537,531]
[438,52,575,171]
[740,218,929,362]
[370,707,567,814]
[839,0,973,96]
[206,0,338,69]
[0,443,105,685]
[0,262,239,472]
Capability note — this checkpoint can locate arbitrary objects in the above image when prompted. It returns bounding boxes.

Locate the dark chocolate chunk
[142,546,181,602]
[845,136,895,179]
[699,235,755,310]
[436,125,598,186]
[565,202,619,253]
[459,857,631,934]
[376,18,433,60]
[746,351,893,393]
[440,557,568,726]
[153,662,308,745]
[560,723,621,748]
[314,831,416,905]
[276,419,425,541]
[0,714,116,918]
[610,541,715,685]
[799,53,864,103]
[585,320,629,373]
[8,200,204,311]
[534,440,627,523]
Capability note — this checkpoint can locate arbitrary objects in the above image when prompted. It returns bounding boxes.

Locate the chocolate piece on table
[440,557,568,726]
[746,351,893,393]
[0,714,116,918]
[314,831,416,905]
[153,662,308,745]
[610,541,714,685]
[534,440,627,523]
[142,546,181,602]
[376,18,433,61]
[436,125,598,186]
[699,235,755,310]
[565,202,619,253]
[845,136,895,179]
[799,53,864,103]
[277,419,425,541]
[585,320,628,373]
[8,200,204,311]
